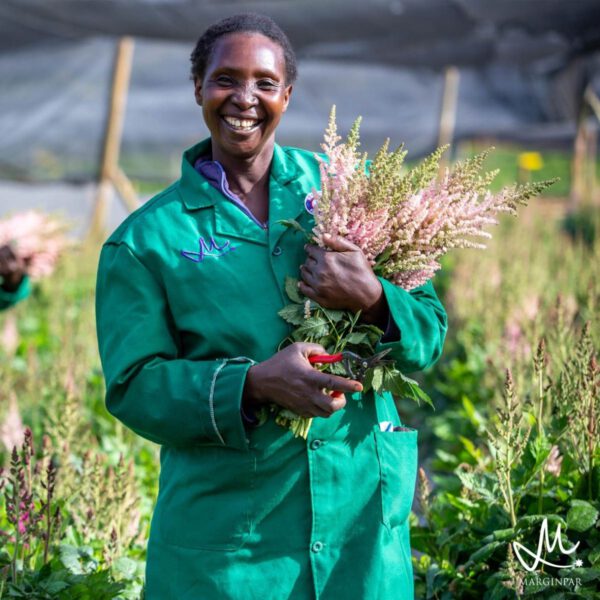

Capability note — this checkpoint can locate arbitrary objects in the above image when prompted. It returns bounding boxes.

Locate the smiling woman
[95,12,447,600]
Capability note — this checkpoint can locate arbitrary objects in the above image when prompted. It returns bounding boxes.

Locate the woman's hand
[298,234,388,326]
[243,342,363,418]
[0,245,26,292]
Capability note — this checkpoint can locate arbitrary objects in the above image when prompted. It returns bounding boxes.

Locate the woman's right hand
[243,343,363,418]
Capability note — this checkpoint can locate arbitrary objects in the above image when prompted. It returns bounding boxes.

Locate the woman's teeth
[223,116,260,131]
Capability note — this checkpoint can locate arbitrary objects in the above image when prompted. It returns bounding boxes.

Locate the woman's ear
[194,77,203,106]
[282,85,293,113]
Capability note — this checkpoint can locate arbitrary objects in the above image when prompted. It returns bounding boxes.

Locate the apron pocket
[157,446,256,551]
[374,428,418,530]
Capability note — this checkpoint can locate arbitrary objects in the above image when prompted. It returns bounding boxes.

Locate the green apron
[95,138,447,599]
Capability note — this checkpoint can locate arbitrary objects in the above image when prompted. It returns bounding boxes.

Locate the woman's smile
[194,32,292,161]
[221,115,263,133]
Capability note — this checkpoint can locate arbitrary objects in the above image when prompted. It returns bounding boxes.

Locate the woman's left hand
[299,233,388,326]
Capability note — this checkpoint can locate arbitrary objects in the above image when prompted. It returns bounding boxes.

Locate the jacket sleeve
[95,242,254,450]
[374,277,447,373]
[0,276,30,311]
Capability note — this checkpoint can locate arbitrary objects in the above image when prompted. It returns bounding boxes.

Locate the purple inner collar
[194,156,268,230]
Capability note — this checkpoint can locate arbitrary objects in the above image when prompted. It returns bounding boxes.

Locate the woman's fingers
[298,280,318,301]
[311,371,363,394]
[304,244,325,261]
[299,264,319,288]
[297,342,327,357]
[312,392,343,415]
[321,234,360,253]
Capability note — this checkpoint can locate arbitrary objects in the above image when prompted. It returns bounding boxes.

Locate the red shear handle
[308,353,343,364]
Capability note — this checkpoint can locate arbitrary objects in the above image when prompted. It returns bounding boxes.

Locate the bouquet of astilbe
[0,210,68,279]
[274,106,557,438]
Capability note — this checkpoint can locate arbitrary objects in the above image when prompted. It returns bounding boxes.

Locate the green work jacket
[95,138,447,600]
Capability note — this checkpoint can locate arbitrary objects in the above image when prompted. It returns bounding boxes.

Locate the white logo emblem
[512,518,582,572]
[304,191,320,215]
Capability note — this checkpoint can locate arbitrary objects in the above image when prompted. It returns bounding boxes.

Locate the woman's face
[195,32,292,160]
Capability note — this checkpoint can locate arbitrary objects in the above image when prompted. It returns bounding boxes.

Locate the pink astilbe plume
[311,106,556,290]
[312,107,391,264]
[0,211,68,279]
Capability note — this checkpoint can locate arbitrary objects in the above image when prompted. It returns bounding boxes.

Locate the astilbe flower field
[0,158,595,598]
[274,107,556,437]
[410,205,600,599]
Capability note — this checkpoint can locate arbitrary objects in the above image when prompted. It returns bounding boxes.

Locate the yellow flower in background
[518,151,544,171]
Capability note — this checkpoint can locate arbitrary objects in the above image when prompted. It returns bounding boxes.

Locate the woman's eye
[258,80,278,90]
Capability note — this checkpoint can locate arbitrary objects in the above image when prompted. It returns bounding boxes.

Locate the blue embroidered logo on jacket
[181,236,236,263]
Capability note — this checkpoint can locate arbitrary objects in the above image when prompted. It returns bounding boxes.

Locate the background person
[0,244,29,310]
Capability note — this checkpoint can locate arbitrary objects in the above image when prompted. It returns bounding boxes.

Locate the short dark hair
[190,13,298,85]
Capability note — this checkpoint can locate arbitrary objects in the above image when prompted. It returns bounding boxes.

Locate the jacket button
[311,541,324,553]
[272,246,282,256]
[309,439,322,450]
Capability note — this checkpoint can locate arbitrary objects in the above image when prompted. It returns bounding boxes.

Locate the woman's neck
[211,140,274,202]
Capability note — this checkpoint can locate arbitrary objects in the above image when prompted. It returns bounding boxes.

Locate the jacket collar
[178,138,311,249]
[178,138,301,211]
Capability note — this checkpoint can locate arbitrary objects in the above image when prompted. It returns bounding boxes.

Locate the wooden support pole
[88,37,138,240]
[438,66,460,177]
[584,86,600,205]
[570,109,587,211]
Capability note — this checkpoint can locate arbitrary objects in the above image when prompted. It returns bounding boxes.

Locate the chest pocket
[373,427,418,530]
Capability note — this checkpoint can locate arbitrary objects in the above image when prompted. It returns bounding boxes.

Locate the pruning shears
[308,348,394,382]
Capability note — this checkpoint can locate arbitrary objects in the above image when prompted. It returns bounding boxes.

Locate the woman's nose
[232,83,258,108]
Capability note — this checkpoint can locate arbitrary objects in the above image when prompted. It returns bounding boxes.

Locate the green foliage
[0,244,152,599]
[413,206,600,598]
[276,278,434,437]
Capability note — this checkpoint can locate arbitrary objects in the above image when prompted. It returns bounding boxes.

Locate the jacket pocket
[156,445,256,551]
[374,427,418,530]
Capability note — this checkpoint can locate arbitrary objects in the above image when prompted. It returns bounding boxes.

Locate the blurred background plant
[0,244,156,598]
[409,199,600,599]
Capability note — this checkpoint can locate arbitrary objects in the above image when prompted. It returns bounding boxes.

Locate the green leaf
[59,545,83,575]
[467,540,504,564]
[277,219,310,239]
[589,543,600,565]
[394,372,434,408]
[567,500,599,532]
[327,362,348,377]
[278,304,305,325]
[362,369,374,393]
[459,435,483,461]
[371,367,384,393]
[346,332,367,345]
[516,514,567,530]
[295,316,329,339]
[482,527,515,543]
[46,580,70,594]
[320,307,346,323]
[284,277,303,303]
[112,556,138,580]
[455,469,498,503]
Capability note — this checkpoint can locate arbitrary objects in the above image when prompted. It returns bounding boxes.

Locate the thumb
[322,233,359,253]
[297,342,327,357]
